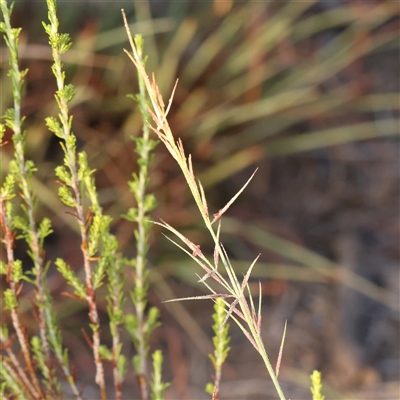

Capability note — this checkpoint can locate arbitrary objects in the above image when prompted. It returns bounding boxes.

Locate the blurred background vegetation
[1,0,399,398]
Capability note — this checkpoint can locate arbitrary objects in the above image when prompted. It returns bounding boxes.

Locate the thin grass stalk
[43,1,106,398]
[122,12,286,400]
[239,299,286,400]
[133,0,159,69]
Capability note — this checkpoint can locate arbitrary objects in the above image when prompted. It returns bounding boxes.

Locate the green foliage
[210,299,231,365]
[122,31,164,399]
[3,288,17,310]
[117,352,128,382]
[13,213,32,239]
[31,335,61,397]
[87,214,105,257]
[150,350,170,400]
[0,173,15,200]
[0,1,82,398]
[0,0,26,106]
[104,238,127,384]
[38,218,53,247]
[0,361,26,399]
[42,0,72,55]
[55,258,86,298]
[310,370,325,400]
[55,165,73,186]
[206,298,231,395]
[0,324,8,341]
[57,184,76,207]
[0,261,7,274]
[99,345,112,361]
[45,116,63,139]
[56,84,76,103]
[10,259,23,282]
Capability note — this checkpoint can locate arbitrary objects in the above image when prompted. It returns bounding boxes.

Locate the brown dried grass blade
[219,297,239,332]
[257,280,262,334]
[198,269,217,283]
[162,293,234,303]
[241,253,261,291]
[160,233,208,268]
[213,220,222,268]
[211,168,258,224]
[198,178,209,218]
[152,72,165,109]
[165,79,179,117]
[241,325,259,352]
[275,320,287,377]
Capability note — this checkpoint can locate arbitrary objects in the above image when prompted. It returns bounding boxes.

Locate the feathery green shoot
[206,298,231,399]
[124,32,164,400]
[310,370,325,400]
[1,0,81,397]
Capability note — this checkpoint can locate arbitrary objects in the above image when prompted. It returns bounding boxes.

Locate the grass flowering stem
[122,10,286,399]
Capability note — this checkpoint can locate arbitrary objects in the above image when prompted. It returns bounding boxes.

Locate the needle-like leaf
[153,220,206,260]
[161,233,230,291]
[213,220,222,269]
[257,280,263,334]
[211,168,258,224]
[162,293,234,303]
[276,320,287,377]
[241,254,261,291]
[198,178,209,219]
[165,79,179,117]
[219,298,239,333]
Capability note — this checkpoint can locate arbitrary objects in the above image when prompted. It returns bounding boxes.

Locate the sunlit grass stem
[122,9,286,400]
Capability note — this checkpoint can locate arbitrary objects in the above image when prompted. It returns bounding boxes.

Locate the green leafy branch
[43,0,119,398]
[0,1,81,398]
[123,32,166,400]
[205,298,231,399]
